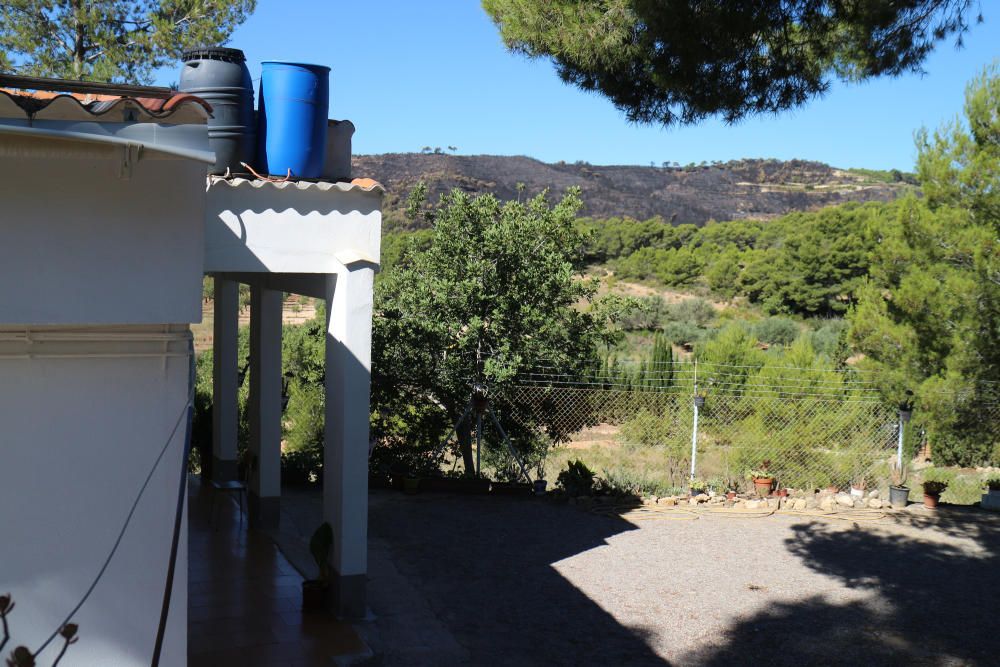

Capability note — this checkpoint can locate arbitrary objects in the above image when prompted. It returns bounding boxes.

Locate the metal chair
[209,455,254,528]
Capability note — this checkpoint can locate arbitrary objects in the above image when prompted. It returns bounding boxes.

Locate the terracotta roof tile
[0,88,212,124]
[350,177,381,190]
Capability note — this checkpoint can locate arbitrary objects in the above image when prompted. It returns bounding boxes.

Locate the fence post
[690,396,702,481]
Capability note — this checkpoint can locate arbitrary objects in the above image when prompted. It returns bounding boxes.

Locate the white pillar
[248,284,283,530]
[211,276,240,482]
[324,262,374,619]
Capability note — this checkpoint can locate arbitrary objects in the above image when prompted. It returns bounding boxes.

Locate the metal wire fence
[499,361,901,492]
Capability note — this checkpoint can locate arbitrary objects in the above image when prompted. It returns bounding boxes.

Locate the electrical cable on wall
[151,338,195,666]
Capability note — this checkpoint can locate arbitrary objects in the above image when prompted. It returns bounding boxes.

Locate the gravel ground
[281,490,1000,666]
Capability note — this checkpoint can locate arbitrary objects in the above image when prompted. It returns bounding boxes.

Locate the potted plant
[921,468,951,509]
[986,475,1000,496]
[689,478,707,497]
[302,522,333,612]
[557,459,595,498]
[533,452,549,496]
[745,465,774,498]
[850,474,867,498]
[889,459,910,507]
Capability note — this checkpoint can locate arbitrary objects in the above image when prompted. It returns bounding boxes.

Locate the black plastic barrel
[179,47,255,175]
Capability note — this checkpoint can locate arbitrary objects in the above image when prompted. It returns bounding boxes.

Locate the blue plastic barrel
[256,61,330,178]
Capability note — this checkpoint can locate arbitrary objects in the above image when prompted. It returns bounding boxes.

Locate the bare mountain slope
[352,153,912,228]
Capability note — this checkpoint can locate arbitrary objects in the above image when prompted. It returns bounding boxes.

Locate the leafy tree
[483,0,979,126]
[705,247,743,299]
[849,64,1000,466]
[373,188,613,475]
[0,1,255,83]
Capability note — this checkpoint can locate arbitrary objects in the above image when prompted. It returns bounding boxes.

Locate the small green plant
[921,467,953,495]
[557,459,595,497]
[689,478,707,492]
[309,523,333,583]
[985,475,1000,492]
[745,468,772,481]
[923,480,948,495]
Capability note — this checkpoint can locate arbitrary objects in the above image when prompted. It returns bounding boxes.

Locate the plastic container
[257,61,330,178]
[179,47,255,175]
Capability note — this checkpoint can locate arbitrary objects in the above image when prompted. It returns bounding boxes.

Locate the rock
[836,494,855,508]
[695,493,710,503]
[868,490,880,499]
[806,498,819,509]
[793,498,808,510]
[820,497,837,512]
[767,498,779,509]
[854,499,866,509]
[649,495,658,503]
[710,496,725,504]
[659,497,676,506]
[745,500,761,510]
[868,498,883,509]
[642,497,657,506]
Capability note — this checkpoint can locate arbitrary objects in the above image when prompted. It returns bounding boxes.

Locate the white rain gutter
[0,118,215,164]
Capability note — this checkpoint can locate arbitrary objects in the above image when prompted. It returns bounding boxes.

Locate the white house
[0,80,380,664]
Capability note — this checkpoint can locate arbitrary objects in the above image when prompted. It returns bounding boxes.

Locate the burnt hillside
[352,153,912,229]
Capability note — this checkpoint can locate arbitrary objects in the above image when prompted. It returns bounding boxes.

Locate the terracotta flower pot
[753,477,774,497]
[726,491,737,501]
[923,492,940,509]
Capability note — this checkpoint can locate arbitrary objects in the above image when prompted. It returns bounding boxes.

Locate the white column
[211,276,240,482]
[324,262,374,618]
[248,284,283,530]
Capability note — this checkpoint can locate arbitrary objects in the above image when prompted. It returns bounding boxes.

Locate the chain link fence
[498,362,900,492]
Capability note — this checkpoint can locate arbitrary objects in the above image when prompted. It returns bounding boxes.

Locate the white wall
[204,180,381,274]
[0,147,205,325]
[0,328,190,666]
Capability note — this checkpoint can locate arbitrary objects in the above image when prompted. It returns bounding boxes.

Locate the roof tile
[0,89,212,124]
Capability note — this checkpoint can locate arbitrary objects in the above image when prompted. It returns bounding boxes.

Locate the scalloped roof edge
[207,176,384,194]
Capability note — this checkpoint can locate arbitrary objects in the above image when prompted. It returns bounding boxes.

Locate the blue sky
[157,1,998,171]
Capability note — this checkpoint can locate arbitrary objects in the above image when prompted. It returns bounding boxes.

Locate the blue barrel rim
[261,60,331,73]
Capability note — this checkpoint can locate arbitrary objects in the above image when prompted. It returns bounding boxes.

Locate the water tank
[179,47,255,176]
[257,61,330,179]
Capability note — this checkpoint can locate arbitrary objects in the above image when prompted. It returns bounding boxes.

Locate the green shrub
[557,459,595,497]
[754,317,800,346]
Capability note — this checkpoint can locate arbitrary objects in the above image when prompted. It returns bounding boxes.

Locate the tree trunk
[73,1,85,79]
[457,421,475,477]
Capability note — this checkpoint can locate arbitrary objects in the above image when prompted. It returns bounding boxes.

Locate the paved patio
[187,477,367,666]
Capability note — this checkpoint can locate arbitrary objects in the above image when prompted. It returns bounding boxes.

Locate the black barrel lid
[182,47,246,64]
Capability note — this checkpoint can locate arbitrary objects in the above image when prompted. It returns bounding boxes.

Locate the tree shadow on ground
[367,492,666,666]
[683,507,1000,666]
